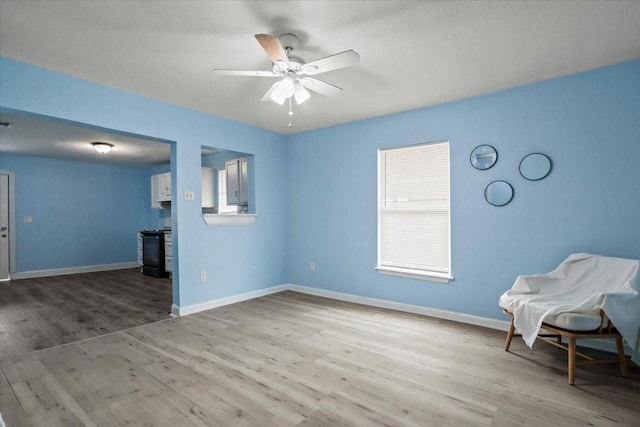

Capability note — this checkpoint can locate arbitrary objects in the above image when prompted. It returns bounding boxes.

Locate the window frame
[376,140,452,283]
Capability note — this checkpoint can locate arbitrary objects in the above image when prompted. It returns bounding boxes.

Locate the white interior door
[0,173,10,280]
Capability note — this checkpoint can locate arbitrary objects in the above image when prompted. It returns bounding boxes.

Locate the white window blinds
[377,141,451,280]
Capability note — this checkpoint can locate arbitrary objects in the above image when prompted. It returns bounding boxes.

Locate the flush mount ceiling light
[91,142,114,154]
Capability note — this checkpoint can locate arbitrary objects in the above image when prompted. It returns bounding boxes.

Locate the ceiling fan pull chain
[288,97,293,128]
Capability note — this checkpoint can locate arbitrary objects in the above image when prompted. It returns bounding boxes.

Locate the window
[377,141,451,282]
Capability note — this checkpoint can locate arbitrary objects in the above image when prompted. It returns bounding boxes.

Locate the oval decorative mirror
[520,153,552,181]
[485,180,513,206]
[470,145,498,170]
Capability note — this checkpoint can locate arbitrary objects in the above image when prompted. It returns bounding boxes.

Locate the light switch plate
[184,190,195,201]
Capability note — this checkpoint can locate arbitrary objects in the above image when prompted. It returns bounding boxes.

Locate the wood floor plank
[77,330,168,368]
[314,352,497,426]
[0,268,172,359]
[11,373,98,427]
[140,357,266,426]
[0,367,28,426]
[122,327,313,423]
[1,290,639,426]
[124,328,319,423]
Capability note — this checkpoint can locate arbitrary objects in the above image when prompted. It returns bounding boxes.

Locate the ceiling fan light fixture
[91,142,113,154]
[270,77,295,104]
[270,93,286,105]
[294,85,311,105]
[269,86,287,105]
[279,77,295,97]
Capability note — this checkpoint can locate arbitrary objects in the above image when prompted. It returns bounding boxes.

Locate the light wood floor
[0,268,173,359]
[1,291,638,426]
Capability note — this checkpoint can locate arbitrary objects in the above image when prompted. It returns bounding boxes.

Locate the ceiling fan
[212,33,360,109]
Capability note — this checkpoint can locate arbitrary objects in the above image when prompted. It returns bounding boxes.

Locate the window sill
[202,214,257,226]
[375,266,452,283]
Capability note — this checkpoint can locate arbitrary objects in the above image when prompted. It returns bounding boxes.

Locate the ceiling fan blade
[301,50,360,75]
[255,34,289,68]
[212,69,277,77]
[301,77,343,97]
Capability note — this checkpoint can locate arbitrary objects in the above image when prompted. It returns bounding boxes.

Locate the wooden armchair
[503,309,628,385]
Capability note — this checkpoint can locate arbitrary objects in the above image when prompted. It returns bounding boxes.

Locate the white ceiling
[0,112,171,167]
[1,1,639,165]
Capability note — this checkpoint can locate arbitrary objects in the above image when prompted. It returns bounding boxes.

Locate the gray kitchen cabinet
[164,231,172,274]
[137,232,143,265]
[225,158,248,206]
[239,158,248,205]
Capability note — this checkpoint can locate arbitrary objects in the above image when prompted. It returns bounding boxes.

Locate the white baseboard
[172,283,627,355]
[171,283,510,331]
[286,284,512,331]
[10,262,139,280]
[172,284,289,317]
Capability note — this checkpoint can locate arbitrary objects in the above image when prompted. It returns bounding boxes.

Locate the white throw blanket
[499,253,640,365]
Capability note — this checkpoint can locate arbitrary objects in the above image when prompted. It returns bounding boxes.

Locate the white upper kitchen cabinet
[151,174,161,209]
[158,172,171,202]
[151,172,171,209]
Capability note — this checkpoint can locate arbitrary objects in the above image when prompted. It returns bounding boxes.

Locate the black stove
[140,230,169,277]
[141,228,170,234]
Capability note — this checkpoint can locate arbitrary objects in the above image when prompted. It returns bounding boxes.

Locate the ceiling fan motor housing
[279,33,299,53]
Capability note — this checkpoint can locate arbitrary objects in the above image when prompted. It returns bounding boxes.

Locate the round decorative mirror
[470,145,498,170]
[485,180,513,206]
[519,153,552,181]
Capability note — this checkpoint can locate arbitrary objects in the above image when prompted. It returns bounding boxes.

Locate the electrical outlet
[24,216,33,223]
[309,261,316,271]
[184,190,195,201]
[200,271,207,282]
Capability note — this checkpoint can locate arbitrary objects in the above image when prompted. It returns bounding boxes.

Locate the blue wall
[0,57,288,308]
[0,153,150,271]
[1,56,639,321]
[286,59,640,320]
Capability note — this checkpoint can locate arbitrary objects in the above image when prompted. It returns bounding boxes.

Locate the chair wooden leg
[568,338,576,385]
[615,335,628,377]
[502,312,626,385]
[505,318,515,351]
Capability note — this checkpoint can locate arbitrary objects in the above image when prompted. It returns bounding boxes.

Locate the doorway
[0,171,15,281]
